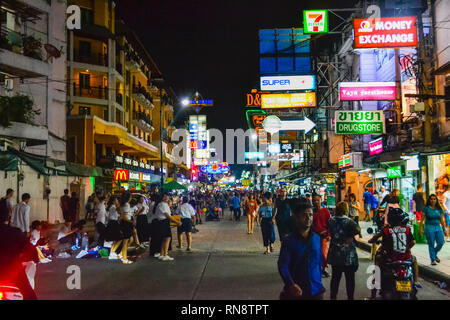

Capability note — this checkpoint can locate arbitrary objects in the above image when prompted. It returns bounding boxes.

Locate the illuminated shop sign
[339,82,396,101]
[335,111,385,135]
[303,10,328,33]
[115,155,124,163]
[129,171,140,181]
[245,152,265,160]
[260,75,316,91]
[369,138,383,156]
[261,92,316,108]
[124,158,132,165]
[387,166,402,178]
[114,170,129,181]
[354,17,418,49]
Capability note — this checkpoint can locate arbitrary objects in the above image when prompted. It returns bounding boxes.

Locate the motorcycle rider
[368,208,417,299]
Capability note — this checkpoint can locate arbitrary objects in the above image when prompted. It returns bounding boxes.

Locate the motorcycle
[367,228,417,300]
[0,284,23,300]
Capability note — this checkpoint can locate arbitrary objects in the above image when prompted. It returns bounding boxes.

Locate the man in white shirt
[176,196,196,251]
[378,186,389,206]
[10,193,31,236]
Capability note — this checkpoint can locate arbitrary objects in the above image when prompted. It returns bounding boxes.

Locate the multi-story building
[67,0,188,195]
[0,0,76,223]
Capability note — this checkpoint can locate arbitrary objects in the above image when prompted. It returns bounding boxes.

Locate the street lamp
[181,98,190,107]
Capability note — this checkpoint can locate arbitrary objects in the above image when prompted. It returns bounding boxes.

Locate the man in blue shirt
[232,193,241,222]
[278,198,325,300]
[363,188,373,222]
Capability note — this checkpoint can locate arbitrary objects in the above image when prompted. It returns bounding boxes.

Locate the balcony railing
[125,51,140,70]
[73,83,108,100]
[133,112,154,133]
[0,27,43,61]
[132,85,154,109]
[74,52,108,66]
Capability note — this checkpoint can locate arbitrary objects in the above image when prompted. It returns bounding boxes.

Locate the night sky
[116,0,358,134]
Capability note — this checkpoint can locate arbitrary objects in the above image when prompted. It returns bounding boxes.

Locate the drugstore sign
[335,111,385,135]
[354,17,418,49]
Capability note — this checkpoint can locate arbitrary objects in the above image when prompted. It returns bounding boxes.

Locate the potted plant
[22,34,42,60]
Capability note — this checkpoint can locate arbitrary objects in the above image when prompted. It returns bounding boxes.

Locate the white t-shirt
[155,202,171,221]
[137,202,149,216]
[107,206,119,221]
[95,202,107,225]
[121,203,132,221]
[176,203,196,219]
[30,229,40,246]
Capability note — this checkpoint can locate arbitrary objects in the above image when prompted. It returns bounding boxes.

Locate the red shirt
[382,226,414,261]
[313,208,331,235]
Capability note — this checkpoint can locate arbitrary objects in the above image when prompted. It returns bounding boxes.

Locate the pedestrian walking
[413,184,426,223]
[136,196,150,245]
[105,196,124,261]
[10,193,31,237]
[363,188,372,222]
[232,192,241,221]
[312,194,331,278]
[176,196,196,251]
[148,194,162,257]
[441,185,450,242]
[348,194,362,238]
[274,188,292,242]
[60,189,71,224]
[380,189,400,225]
[0,188,14,223]
[419,194,448,265]
[278,198,325,300]
[94,196,107,247]
[247,194,258,234]
[258,192,276,254]
[327,201,360,300]
[119,192,135,264]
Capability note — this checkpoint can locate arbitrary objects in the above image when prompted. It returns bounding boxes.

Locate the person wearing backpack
[0,188,14,223]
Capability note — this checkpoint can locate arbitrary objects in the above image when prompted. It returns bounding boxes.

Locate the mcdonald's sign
[114,170,129,181]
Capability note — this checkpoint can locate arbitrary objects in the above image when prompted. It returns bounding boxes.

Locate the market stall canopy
[164,180,187,191]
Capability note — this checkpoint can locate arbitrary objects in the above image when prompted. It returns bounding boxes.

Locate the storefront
[113,169,161,194]
[427,152,450,201]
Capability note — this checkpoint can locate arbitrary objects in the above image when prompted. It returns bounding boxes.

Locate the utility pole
[417,9,432,147]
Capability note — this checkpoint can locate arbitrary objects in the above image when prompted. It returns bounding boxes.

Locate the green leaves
[0,94,40,128]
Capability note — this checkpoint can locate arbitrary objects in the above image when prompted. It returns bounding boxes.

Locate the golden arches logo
[114,170,129,181]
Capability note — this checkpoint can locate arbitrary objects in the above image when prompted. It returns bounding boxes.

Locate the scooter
[0,284,23,300]
[367,228,417,300]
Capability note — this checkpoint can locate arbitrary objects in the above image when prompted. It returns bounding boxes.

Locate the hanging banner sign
[339,82,396,101]
[303,10,328,33]
[369,138,383,156]
[335,111,385,135]
[260,75,316,91]
[261,92,316,109]
[354,16,418,49]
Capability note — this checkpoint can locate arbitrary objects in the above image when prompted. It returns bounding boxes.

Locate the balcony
[0,27,49,77]
[73,83,108,101]
[125,51,140,70]
[132,85,154,110]
[133,112,154,133]
[74,52,108,67]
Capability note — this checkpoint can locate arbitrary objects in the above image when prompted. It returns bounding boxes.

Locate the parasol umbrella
[163,180,187,191]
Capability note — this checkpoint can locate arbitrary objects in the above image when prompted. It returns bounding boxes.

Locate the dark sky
[116,0,358,133]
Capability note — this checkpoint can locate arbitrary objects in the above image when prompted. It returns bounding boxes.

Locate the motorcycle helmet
[387,207,409,226]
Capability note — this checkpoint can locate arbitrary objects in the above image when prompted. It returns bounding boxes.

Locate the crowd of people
[1,183,449,300]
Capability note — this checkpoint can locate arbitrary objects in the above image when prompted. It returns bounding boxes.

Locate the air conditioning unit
[410,102,425,113]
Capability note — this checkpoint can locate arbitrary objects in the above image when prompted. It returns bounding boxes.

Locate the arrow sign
[279,117,316,133]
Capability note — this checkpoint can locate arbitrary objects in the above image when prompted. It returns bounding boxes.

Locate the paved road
[35,210,450,300]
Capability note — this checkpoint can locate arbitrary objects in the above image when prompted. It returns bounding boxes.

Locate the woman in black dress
[119,191,134,264]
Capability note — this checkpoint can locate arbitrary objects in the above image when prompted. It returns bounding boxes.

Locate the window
[126,71,130,86]
[104,109,108,121]
[79,41,91,57]
[79,106,91,115]
[79,73,90,89]
[106,147,112,156]
[80,8,93,26]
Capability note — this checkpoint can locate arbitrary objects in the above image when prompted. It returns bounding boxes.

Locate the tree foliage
[0,94,41,128]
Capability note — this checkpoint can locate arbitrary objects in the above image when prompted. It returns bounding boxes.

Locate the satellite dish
[44,44,62,62]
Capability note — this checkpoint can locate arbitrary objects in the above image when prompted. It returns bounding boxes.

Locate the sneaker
[436,257,441,263]
[161,255,174,261]
[322,270,330,278]
[109,252,119,260]
[154,253,161,258]
[414,283,422,289]
[431,261,437,266]
[158,255,165,260]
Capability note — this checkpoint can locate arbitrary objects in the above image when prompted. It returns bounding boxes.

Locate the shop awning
[0,152,18,171]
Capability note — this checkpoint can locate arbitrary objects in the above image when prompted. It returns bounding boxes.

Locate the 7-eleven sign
[303,10,328,33]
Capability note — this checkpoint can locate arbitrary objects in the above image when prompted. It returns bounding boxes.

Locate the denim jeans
[425,224,445,262]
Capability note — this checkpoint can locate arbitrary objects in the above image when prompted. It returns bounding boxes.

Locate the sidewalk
[357,221,450,284]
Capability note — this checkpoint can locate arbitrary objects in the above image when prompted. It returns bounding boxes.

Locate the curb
[356,240,450,286]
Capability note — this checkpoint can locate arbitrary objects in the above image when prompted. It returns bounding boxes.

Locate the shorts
[177,218,193,234]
